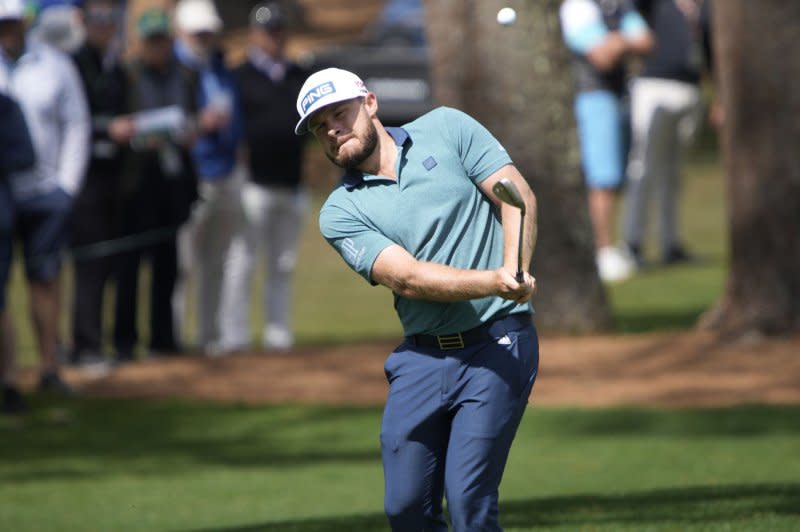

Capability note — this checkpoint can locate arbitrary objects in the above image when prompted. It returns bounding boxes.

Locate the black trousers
[113,235,179,355]
[70,172,117,357]
[112,166,191,357]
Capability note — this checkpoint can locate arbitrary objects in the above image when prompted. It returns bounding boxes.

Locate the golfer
[296,68,539,531]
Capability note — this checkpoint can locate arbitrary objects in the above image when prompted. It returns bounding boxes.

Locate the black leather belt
[406,313,532,351]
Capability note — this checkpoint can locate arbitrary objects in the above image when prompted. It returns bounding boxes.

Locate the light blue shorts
[575,90,628,189]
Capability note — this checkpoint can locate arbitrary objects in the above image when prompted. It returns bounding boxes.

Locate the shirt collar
[341,127,411,191]
[386,126,409,146]
[174,39,219,70]
[248,45,286,82]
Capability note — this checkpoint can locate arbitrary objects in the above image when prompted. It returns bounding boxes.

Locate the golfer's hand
[495,269,537,304]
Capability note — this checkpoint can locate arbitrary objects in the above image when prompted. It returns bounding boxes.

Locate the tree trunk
[699,0,800,337]
[424,0,611,333]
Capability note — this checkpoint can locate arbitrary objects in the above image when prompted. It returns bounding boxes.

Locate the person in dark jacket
[225,2,310,352]
[112,8,198,363]
[69,0,134,372]
[0,91,37,413]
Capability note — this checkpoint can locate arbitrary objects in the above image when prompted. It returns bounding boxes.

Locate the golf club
[492,178,526,283]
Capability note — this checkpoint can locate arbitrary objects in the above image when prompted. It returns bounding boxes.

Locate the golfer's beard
[329,121,379,170]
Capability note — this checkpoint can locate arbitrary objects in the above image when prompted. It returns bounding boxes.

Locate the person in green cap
[112,6,199,364]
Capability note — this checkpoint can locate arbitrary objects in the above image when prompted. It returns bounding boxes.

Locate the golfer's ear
[364,92,379,119]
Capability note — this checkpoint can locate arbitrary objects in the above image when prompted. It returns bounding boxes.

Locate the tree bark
[424,0,611,333]
[699,0,800,336]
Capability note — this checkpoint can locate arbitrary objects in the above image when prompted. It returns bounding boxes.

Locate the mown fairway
[2,399,799,531]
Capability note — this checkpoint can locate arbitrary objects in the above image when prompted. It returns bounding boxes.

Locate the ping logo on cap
[301,81,336,113]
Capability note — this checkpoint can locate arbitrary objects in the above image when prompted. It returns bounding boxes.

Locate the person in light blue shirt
[296,68,539,531]
[559,0,653,282]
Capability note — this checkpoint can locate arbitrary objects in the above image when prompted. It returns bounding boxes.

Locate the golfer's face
[309,97,373,168]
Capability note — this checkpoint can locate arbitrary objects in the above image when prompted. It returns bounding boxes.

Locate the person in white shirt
[225,2,310,352]
[0,0,90,393]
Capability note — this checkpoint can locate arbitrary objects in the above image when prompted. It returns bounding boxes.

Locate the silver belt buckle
[437,333,465,350]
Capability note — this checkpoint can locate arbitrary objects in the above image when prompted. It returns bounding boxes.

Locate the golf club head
[492,178,526,215]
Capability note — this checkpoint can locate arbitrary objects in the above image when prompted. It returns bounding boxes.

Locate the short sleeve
[620,1,649,39]
[319,201,395,284]
[560,0,608,54]
[440,107,512,184]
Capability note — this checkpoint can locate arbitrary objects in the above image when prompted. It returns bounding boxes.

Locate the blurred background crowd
[1,0,717,414]
[1,0,327,413]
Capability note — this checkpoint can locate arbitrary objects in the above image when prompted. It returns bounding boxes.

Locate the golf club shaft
[516,214,525,283]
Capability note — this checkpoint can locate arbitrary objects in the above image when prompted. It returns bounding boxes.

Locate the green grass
[1,399,798,531]
[608,156,729,333]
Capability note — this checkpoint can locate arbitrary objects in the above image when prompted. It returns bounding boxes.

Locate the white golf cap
[175,0,222,34]
[0,0,25,21]
[295,68,369,135]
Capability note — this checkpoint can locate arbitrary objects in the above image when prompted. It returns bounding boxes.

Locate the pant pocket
[510,327,539,398]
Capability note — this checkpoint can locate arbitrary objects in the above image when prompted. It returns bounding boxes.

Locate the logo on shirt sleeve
[341,238,366,266]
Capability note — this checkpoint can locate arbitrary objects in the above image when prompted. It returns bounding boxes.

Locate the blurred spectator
[0,0,90,392]
[226,1,310,352]
[171,0,246,354]
[1,90,37,413]
[68,0,132,373]
[37,0,84,9]
[622,0,712,267]
[559,0,653,282]
[28,1,85,53]
[113,7,197,362]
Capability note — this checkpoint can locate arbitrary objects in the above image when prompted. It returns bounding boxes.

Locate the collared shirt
[173,40,242,180]
[247,46,286,83]
[319,106,531,337]
[0,42,90,200]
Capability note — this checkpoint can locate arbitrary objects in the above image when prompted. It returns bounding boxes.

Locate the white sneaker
[597,246,635,283]
[263,324,293,352]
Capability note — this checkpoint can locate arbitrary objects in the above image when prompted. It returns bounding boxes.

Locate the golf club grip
[515,271,524,283]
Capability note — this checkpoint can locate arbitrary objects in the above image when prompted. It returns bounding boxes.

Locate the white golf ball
[497,7,517,26]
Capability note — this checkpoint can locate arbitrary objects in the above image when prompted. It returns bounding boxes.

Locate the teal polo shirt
[319,106,532,336]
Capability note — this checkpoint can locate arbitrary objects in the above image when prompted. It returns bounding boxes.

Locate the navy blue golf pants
[381,314,539,531]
